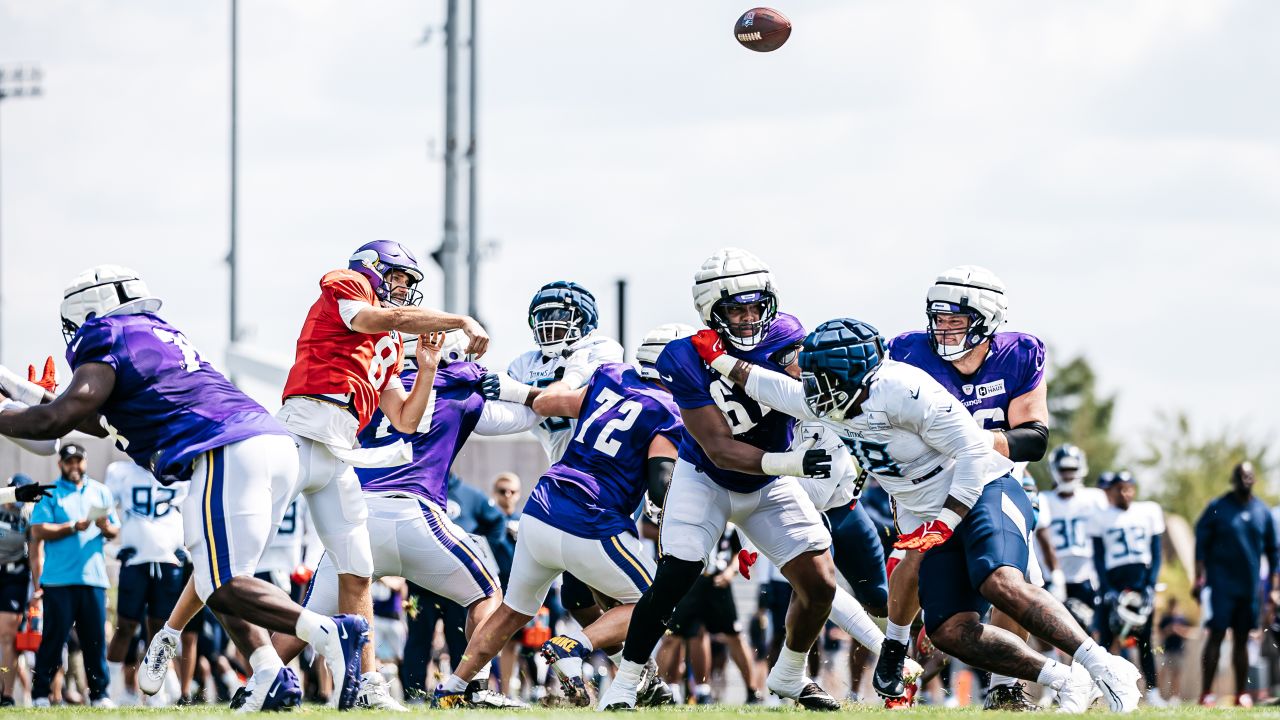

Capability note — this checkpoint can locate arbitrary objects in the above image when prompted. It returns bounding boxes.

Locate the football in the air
[734,7,791,52]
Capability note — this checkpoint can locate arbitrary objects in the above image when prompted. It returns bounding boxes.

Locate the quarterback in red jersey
[278,240,487,708]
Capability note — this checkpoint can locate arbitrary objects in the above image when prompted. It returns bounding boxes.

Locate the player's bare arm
[350,307,489,356]
[990,380,1048,460]
[530,386,587,418]
[378,332,446,433]
[0,363,113,439]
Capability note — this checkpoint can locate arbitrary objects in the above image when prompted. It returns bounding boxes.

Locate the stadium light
[0,64,44,365]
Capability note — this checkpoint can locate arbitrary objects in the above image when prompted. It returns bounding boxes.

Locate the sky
[1,1,1277,460]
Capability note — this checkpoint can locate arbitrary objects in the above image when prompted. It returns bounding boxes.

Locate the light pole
[0,64,43,365]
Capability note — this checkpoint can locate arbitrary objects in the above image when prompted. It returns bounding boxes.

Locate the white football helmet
[692,247,778,351]
[1049,444,1089,493]
[60,265,162,343]
[925,265,1007,361]
[403,328,475,368]
[636,323,696,380]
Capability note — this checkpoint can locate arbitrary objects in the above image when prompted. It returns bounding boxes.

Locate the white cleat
[596,676,638,712]
[357,673,407,711]
[1092,656,1141,713]
[139,630,181,696]
[1056,662,1097,713]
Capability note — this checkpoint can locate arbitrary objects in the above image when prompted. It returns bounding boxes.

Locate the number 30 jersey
[1088,500,1165,573]
[657,313,806,493]
[105,460,188,566]
[283,269,405,433]
[743,359,1013,527]
[1043,488,1110,584]
[524,364,682,540]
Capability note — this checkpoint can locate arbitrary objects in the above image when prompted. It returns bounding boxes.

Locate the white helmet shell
[691,247,778,351]
[404,327,475,368]
[926,265,1007,361]
[61,265,162,342]
[636,323,696,379]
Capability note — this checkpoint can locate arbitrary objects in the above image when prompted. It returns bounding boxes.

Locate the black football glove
[803,448,833,479]
[480,372,502,401]
[15,483,54,503]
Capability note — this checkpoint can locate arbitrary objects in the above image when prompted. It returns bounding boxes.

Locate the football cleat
[139,629,181,696]
[324,614,370,710]
[873,638,909,699]
[357,672,407,711]
[983,682,1040,711]
[434,681,527,709]
[1055,661,1098,713]
[236,668,302,713]
[793,682,841,711]
[596,674,639,712]
[1093,655,1141,713]
[229,686,248,710]
[540,636,593,707]
[635,658,675,707]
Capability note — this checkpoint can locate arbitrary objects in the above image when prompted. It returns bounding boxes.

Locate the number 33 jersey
[656,313,805,494]
[283,269,405,433]
[1088,500,1165,572]
[105,460,188,566]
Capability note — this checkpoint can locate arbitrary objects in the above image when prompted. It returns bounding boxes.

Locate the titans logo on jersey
[355,362,489,508]
[66,313,286,482]
[524,364,682,540]
[888,331,1045,431]
[657,313,805,493]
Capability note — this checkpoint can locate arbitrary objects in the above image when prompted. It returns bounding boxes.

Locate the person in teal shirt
[29,443,120,706]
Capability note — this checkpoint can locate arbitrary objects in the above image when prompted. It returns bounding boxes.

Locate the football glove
[13,483,54,503]
[290,564,315,587]
[737,549,758,580]
[481,372,531,405]
[28,357,57,393]
[894,509,961,552]
[760,438,831,479]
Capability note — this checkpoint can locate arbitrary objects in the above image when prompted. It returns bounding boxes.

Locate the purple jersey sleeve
[1008,334,1046,398]
[67,322,123,372]
[655,340,715,410]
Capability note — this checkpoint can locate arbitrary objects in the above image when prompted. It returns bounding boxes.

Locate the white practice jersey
[105,461,187,566]
[258,498,317,574]
[1043,488,1110,584]
[1088,500,1164,572]
[744,360,1013,530]
[506,333,623,461]
[792,421,860,511]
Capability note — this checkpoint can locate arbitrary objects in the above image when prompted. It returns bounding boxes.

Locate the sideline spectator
[0,474,37,705]
[1194,461,1278,707]
[28,444,119,707]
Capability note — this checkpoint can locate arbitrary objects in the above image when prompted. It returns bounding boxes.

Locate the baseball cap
[59,443,87,461]
[7,473,34,488]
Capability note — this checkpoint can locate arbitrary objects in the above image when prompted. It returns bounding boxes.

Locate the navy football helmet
[797,318,886,419]
[1049,444,1089,492]
[528,281,599,357]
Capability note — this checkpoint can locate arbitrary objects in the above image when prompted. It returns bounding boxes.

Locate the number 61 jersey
[656,313,805,494]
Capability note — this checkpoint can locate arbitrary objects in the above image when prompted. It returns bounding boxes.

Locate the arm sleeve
[3,431,60,457]
[1146,533,1163,588]
[474,401,541,436]
[646,457,675,508]
[742,366,820,421]
[914,388,994,512]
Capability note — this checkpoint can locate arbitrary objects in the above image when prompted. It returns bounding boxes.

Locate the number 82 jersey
[655,313,805,493]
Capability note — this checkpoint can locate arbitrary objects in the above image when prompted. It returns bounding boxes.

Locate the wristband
[709,355,737,378]
[936,508,962,528]
[498,375,532,405]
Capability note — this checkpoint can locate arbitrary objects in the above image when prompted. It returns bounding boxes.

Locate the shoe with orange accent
[1238,693,1254,708]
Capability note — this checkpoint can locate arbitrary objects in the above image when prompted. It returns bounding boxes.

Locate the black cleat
[229,686,248,710]
[873,638,909,699]
[636,659,675,707]
[983,682,1040,711]
[796,682,841,711]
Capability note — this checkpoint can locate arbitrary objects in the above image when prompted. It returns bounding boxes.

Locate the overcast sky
[1,1,1277,458]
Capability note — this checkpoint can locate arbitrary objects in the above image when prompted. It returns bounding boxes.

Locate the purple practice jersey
[524,363,682,540]
[656,313,806,493]
[888,331,1046,431]
[355,361,487,508]
[66,313,286,482]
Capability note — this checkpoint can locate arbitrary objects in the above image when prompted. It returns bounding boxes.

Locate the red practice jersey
[283,269,404,431]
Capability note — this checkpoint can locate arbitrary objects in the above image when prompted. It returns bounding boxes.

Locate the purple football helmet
[348,240,424,307]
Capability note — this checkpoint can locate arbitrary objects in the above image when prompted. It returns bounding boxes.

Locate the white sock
[248,645,283,690]
[773,646,807,685]
[1036,659,1072,691]
[990,672,1017,688]
[613,659,645,688]
[162,623,183,637]
[1072,639,1109,677]
[439,674,467,693]
[360,671,382,688]
[830,588,885,653]
[295,610,340,658]
[886,620,912,645]
[565,628,593,652]
[608,651,623,667]
[473,661,491,682]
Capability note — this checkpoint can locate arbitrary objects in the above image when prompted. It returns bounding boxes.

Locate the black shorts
[560,573,597,612]
[669,575,740,637]
[0,562,29,614]
[117,562,185,622]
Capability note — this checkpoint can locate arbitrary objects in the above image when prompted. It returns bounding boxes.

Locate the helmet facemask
[927,304,989,361]
[377,268,424,308]
[530,302,585,357]
[801,369,858,421]
[711,291,777,351]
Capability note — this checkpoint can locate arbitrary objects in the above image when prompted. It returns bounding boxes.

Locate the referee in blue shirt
[28,443,120,707]
[1194,461,1278,707]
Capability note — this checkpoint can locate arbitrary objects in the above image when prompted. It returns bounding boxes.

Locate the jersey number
[574,387,642,458]
[368,335,400,388]
[1106,526,1148,563]
[1049,517,1089,552]
[840,437,904,477]
[131,486,177,519]
[152,328,203,372]
[972,407,1006,431]
[709,378,769,436]
[278,502,299,535]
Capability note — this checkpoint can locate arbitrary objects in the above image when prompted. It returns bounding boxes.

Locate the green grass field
[0,705,1272,718]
